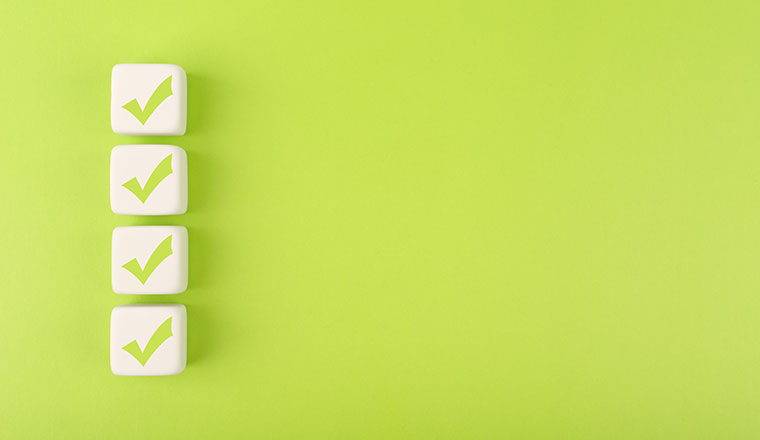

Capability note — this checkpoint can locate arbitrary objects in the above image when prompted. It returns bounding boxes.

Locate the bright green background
[1,0,759,438]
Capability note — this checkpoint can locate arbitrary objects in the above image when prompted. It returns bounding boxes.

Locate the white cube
[111,64,187,136]
[111,304,187,376]
[110,145,188,215]
[112,226,188,294]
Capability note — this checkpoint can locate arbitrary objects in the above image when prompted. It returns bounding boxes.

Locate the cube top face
[112,226,188,294]
[111,64,187,136]
[111,304,187,376]
[110,145,188,216]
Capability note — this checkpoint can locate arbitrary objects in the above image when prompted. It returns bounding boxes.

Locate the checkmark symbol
[122,75,173,125]
[122,154,173,203]
[122,317,173,366]
[122,235,173,284]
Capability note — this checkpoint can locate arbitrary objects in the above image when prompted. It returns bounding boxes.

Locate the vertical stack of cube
[109,64,189,376]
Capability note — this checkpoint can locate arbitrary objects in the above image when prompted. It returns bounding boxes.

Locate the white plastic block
[110,145,188,215]
[112,226,188,294]
[111,304,187,376]
[111,64,187,136]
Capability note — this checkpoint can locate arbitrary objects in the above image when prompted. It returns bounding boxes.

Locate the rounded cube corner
[165,362,187,376]
[167,64,187,78]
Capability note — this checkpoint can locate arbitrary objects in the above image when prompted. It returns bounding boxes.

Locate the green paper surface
[1,0,759,438]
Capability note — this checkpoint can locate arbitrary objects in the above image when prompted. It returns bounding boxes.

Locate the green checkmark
[122,75,173,125]
[122,235,173,284]
[122,317,173,366]
[121,154,173,203]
